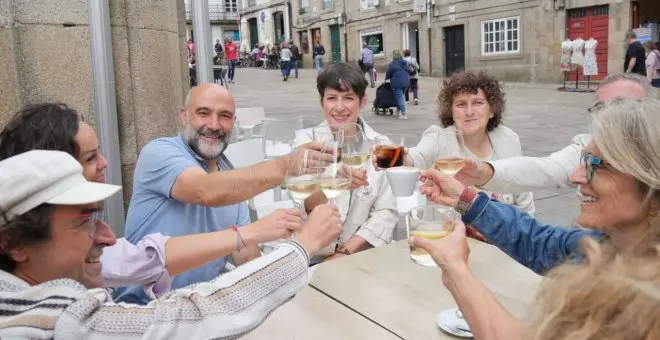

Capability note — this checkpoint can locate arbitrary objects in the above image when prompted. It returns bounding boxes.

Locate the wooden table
[310,240,542,339]
[242,286,400,340]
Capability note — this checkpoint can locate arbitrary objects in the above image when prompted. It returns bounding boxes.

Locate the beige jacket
[409,124,535,215]
[294,118,399,257]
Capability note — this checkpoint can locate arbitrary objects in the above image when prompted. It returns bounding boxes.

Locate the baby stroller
[372,82,398,116]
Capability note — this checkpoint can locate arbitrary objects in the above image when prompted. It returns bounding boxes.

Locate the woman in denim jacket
[411,98,660,339]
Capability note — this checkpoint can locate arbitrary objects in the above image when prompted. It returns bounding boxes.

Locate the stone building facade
[291,0,347,69]
[184,0,240,47]
[239,0,292,52]
[289,0,659,83]
[0,0,191,235]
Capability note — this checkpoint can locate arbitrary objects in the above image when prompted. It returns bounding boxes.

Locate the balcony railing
[323,0,333,9]
[185,4,239,22]
[299,7,308,15]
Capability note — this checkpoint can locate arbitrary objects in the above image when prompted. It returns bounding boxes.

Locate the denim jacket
[463,192,605,274]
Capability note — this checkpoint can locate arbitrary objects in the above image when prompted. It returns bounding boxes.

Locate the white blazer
[408,124,535,215]
[294,118,399,258]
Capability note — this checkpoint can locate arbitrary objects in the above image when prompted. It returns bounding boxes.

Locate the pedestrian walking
[385,49,410,120]
[280,42,292,81]
[624,31,647,77]
[643,40,660,88]
[289,40,300,79]
[225,38,238,83]
[360,43,375,88]
[403,49,420,105]
[314,41,325,72]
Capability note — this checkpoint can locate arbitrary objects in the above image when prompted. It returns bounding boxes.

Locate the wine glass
[406,205,460,266]
[341,123,373,197]
[433,130,466,177]
[313,125,344,157]
[319,140,352,204]
[283,147,321,218]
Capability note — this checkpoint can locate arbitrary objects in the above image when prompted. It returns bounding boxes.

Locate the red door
[567,5,609,80]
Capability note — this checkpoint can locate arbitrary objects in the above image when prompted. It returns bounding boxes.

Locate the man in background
[289,40,301,79]
[624,31,647,76]
[280,42,293,81]
[225,37,238,84]
[360,43,375,88]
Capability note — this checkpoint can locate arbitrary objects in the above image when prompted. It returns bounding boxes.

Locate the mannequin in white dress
[583,38,599,76]
[571,38,585,67]
[560,40,573,72]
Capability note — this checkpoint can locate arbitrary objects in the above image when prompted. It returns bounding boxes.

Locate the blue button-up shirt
[114,133,250,304]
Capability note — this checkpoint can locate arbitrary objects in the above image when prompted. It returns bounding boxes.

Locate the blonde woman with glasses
[410,97,660,339]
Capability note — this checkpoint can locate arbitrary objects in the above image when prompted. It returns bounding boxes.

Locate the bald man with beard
[116,84,331,304]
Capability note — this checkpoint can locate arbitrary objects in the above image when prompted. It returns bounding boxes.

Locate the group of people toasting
[1,59,660,339]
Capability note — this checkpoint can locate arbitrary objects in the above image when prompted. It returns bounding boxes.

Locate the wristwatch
[336,244,352,255]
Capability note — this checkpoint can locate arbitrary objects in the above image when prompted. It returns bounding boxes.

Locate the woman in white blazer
[294,63,398,263]
[404,70,534,239]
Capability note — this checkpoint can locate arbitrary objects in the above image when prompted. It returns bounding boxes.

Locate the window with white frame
[360,28,384,55]
[360,0,377,10]
[481,17,520,55]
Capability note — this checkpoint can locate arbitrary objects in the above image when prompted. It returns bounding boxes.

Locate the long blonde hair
[531,239,660,339]
[591,98,660,242]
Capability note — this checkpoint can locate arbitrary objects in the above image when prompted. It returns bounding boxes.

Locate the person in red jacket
[225,38,238,84]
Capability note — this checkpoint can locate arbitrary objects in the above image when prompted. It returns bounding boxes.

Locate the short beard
[184,124,228,161]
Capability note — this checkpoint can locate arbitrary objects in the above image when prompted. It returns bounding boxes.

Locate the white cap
[0,150,121,218]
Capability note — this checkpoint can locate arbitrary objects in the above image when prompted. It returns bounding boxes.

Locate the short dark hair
[317,62,368,100]
[403,49,411,57]
[0,204,53,272]
[0,103,81,161]
[438,70,505,131]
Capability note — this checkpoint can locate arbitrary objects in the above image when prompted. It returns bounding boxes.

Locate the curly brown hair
[437,70,505,131]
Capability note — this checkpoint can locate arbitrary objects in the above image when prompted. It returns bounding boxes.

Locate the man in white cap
[0,150,341,339]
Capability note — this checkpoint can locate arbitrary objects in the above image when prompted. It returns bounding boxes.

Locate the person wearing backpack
[403,49,420,105]
[644,40,660,88]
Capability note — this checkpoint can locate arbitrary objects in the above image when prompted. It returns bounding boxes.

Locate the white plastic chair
[224,138,292,211]
[235,107,266,140]
[224,138,265,168]
[260,116,303,160]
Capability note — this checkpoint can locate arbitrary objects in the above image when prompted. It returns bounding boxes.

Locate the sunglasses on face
[581,150,611,182]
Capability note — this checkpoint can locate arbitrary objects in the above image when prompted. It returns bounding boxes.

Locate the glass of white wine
[340,123,373,197]
[319,140,352,204]
[433,130,467,177]
[283,147,321,217]
[406,205,461,267]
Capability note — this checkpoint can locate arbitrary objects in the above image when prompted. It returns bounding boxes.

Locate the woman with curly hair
[404,70,534,225]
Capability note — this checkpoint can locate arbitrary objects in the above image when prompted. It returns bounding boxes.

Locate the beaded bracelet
[455,186,478,216]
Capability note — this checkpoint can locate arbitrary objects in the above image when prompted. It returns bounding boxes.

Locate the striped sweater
[0,241,309,339]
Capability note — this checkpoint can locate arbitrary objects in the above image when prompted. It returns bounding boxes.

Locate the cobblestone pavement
[230,66,594,239]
